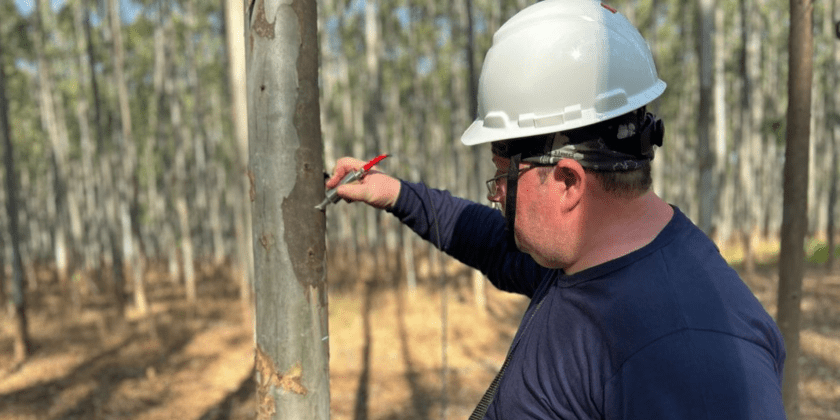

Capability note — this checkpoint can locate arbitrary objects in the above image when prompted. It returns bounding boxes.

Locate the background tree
[776,0,815,418]
[823,0,839,272]
[224,0,255,322]
[247,0,329,418]
[696,0,716,236]
[0,20,31,364]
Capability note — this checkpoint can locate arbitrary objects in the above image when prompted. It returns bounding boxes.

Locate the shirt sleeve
[387,180,549,297]
[605,329,786,419]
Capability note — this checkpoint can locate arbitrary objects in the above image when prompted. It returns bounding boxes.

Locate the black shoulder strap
[469,294,548,420]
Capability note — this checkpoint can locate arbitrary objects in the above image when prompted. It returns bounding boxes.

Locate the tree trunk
[225,0,254,318]
[776,0,814,418]
[247,0,330,417]
[143,6,166,268]
[103,157,127,316]
[825,0,838,272]
[713,6,731,245]
[34,0,72,289]
[71,0,97,305]
[185,0,211,260]
[0,31,32,364]
[84,0,104,154]
[736,0,753,274]
[0,218,6,310]
[176,195,196,301]
[108,0,147,315]
[168,81,197,301]
[696,0,716,236]
[82,0,115,298]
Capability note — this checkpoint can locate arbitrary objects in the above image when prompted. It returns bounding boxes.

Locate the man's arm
[326,157,547,296]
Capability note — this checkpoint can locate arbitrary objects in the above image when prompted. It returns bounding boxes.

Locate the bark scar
[249,170,256,202]
[256,346,276,419]
[259,233,274,252]
[256,346,308,417]
[252,0,275,39]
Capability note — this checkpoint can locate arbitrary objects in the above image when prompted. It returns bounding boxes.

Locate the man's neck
[566,191,673,274]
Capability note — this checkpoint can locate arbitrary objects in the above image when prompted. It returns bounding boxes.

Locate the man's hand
[325,157,401,210]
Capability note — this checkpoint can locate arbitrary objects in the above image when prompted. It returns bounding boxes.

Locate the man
[326,0,786,418]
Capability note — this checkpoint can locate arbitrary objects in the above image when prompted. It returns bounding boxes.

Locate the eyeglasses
[486,165,538,199]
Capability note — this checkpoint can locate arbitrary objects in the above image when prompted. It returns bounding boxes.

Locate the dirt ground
[1,245,839,420]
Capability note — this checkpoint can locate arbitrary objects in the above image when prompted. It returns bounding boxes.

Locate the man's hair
[570,107,654,199]
[537,164,652,199]
[588,165,652,199]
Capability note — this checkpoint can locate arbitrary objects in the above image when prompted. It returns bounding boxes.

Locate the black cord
[424,186,448,420]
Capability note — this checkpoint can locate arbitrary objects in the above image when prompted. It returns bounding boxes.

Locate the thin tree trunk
[697,0,716,236]
[143,6,166,268]
[108,0,147,315]
[225,0,254,319]
[0,217,6,311]
[168,86,197,302]
[737,0,758,275]
[713,6,731,245]
[102,156,127,316]
[71,0,97,305]
[34,0,72,288]
[749,0,767,266]
[82,0,116,298]
[0,31,32,363]
[827,0,839,272]
[84,0,104,154]
[176,196,196,301]
[247,0,330,417]
[210,165,226,266]
[185,0,210,260]
[205,90,227,266]
[363,0,383,275]
[776,0,814,418]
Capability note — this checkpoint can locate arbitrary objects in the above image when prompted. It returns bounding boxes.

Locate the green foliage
[806,239,840,265]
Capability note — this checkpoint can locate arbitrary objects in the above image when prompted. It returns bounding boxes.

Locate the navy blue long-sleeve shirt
[387,181,786,419]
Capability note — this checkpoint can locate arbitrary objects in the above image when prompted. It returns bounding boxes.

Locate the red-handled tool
[315,154,390,211]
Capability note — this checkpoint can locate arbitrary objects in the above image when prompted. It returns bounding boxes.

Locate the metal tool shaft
[315,169,363,211]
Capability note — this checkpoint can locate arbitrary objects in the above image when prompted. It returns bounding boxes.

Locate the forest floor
[1,243,839,420]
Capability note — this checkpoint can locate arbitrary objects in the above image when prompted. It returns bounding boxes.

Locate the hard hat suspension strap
[505,153,521,248]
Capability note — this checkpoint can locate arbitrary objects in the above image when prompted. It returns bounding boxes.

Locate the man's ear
[554,159,585,209]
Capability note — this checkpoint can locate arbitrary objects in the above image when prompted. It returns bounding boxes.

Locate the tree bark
[776,0,814,418]
[0,29,32,364]
[247,0,330,418]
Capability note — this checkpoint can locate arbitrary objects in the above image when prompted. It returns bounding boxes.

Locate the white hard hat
[461,0,666,146]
